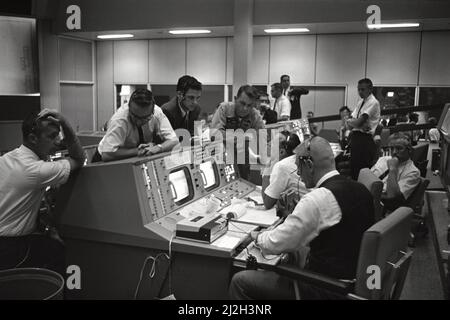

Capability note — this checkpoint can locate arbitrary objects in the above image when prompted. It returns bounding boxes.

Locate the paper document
[228,221,258,233]
[239,207,278,227]
[212,234,242,250]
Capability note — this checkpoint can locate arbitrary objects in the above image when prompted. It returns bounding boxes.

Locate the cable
[134,253,170,299]
[14,244,31,268]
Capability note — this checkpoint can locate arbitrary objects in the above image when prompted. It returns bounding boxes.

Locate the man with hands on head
[0,109,85,274]
[97,89,178,162]
[371,132,420,212]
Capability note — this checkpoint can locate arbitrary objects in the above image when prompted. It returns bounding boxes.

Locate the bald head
[295,137,336,188]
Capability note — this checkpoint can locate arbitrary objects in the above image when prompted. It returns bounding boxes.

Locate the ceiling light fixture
[264,28,310,33]
[367,23,420,29]
[97,34,134,39]
[169,30,211,35]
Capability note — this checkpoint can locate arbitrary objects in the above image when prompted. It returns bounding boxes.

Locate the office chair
[412,144,430,177]
[406,178,430,244]
[358,168,384,222]
[263,207,414,300]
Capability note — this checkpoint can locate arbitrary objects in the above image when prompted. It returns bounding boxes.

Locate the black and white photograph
[1,0,450,307]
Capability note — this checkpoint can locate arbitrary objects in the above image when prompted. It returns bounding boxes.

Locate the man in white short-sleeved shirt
[347,78,381,180]
[97,89,178,162]
[371,132,420,211]
[262,131,308,209]
[271,83,291,121]
[0,110,85,273]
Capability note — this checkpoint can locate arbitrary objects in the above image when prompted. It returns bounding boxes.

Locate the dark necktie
[379,169,389,180]
[137,126,145,144]
[357,99,366,118]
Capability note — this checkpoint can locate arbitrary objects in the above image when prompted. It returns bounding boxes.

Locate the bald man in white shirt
[230,137,374,300]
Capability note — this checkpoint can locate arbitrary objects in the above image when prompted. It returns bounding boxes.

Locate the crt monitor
[168,167,194,205]
[199,160,219,191]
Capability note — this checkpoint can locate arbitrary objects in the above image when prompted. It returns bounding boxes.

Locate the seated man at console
[371,132,420,212]
[229,137,374,300]
[262,131,308,209]
[98,89,178,162]
[0,110,85,274]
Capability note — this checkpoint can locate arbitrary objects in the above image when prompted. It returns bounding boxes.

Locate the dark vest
[307,174,374,280]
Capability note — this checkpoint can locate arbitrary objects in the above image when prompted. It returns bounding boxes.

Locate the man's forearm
[60,121,85,166]
[386,169,402,199]
[160,138,179,152]
[102,148,138,162]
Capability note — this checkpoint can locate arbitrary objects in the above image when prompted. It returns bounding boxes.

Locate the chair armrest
[273,264,354,295]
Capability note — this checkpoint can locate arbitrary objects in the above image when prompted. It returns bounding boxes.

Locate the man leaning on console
[0,74,421,300]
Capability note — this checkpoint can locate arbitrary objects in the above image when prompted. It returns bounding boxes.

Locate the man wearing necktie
[97,89,178,162]
[162,75,202,137]
[281,74,309,119]
[346,78,381,180]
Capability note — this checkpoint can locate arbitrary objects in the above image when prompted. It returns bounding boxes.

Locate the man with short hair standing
[347,78,381,180]
[271,83,291,121]
[162,75,202,136]
[0,109,85,274]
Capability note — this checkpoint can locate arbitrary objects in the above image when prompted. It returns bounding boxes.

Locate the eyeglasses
[389,145,407,153]
[129,108,154,121]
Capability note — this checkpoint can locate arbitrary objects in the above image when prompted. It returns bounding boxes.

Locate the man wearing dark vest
[229,137,374,300]
[162,75,202,136]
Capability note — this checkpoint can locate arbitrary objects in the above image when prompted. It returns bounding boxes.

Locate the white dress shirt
[351,93,381,135]
[98,104,177,154]
[258,170,342,255]
[264,155,309,200]
[0,145,71,236]
[282,86,291,97]
[273,95,292,120]
[371,156,420,200]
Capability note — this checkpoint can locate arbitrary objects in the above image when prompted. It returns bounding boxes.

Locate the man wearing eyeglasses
[229,137,374,300]
[98,89,178,162]
[371,132,420,211]
[0,109,85,274]
[162,75,202,136]
[346,78,380,180]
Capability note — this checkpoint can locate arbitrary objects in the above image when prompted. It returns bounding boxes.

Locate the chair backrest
[354,207,414,299]
[358,168,384,222]
[412,143,429,165]
[405,178,430,214]
[318,129,339,143]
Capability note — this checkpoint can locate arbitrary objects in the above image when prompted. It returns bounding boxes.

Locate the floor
[401,191,447,300]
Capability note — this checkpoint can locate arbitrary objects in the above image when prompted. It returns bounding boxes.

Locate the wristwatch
[156,144,163,152]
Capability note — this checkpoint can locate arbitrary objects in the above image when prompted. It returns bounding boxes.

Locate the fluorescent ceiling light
[264,28,310,33]
[97,34,134,39]
[367,23,420,29]
[169,30,211,35]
